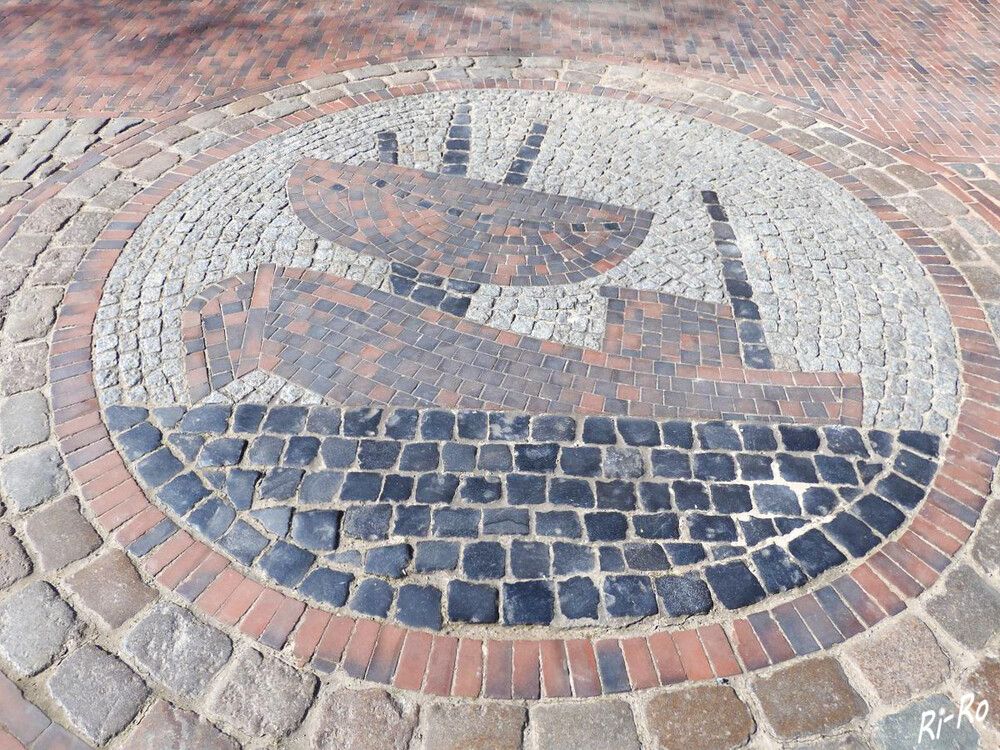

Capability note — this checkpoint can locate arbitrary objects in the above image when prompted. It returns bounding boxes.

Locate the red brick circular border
[48,67,1000,700]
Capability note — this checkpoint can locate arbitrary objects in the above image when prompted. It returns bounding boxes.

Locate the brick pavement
[0,8,999,750]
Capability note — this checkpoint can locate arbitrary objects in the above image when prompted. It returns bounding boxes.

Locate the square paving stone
[0,444,69,510]
[549,477,594,507]
[483,508,529,535]
[697,421,741,450]
[179,405,229,433]
[926,565,1000,649]
[416,473,460,503]
[846,616,950,704]
[552,542,595,575]
[123,603,232,697]
[117,422,163,460]
[258,541,316,586]
[344,504,392,540]
[351,579,394,617]
[447,581,498,623]
[584,511,628,541]
[874,694,979,750]
[66,549,156,628]
[219,520,268,564]
[531,701,640,750]
[604,575,657,617]
[188,497,236,540]
[510,541,550,579]
[309,688,418,750]
[298,568,353,607]
[343,407,383,436]
[291,509,341,550]
[560,446,601,476]
[965,657,1000,732]
[415,541,459,572]
[263,405,308,434]
[233,403,267,433]
[463,542,505,579]
[753,657,867,739]
[394,505,430,536]
[385,409,418,439]
[22,496,100,571]
[398,442,440,471]
[210,649,317,738]
[422,704,525,750]
[617,418,659,446]
[752,545,808,593]
[124,699,239,750]
[503,580,554,625]
[536,511,582,538]
[366,544,412,578]
[644,684,754,750]
[603,447,645,479]
[49,646,150,745]
[705,561,766,609]
[0,391,49,452]
[654,575,713,617]
[558,576,600,619]
[0,581,76,676]
[460,476,502,504]
[136,447,184,487]
[396,584,442,630]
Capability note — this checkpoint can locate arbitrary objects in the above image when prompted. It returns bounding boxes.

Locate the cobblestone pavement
[1,6,1000,750]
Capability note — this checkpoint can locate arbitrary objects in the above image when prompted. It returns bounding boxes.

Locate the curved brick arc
[48,67,1000,699]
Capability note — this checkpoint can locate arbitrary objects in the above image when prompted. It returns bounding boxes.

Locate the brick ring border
[48,68,1000,700]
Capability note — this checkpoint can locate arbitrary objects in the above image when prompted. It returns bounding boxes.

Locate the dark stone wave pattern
[105,404,939,631]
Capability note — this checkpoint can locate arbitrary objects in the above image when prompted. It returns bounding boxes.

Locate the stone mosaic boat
[288,157,654,286]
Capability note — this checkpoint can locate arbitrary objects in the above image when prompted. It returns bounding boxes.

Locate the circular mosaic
[90,88,960,634]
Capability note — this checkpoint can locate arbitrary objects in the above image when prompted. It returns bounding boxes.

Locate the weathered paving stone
[2,287,63,342]
[531,701,640,750]
[753,658,867,739]
[0,444,69,510]
[926,564,1000,649]
[22,496,100,571]
[66,549,156,628]
[0,391,49,452]
[420,704,526,750]
[0,342,46,396]
[874,694,979,750]
[846,616,950,704]
[0,524,31,589]
[210,649,317,738]
[124,699,239,750]
[123,603,233,697]
[965,657,1000,731]
[644,683,756,750]
[49,646,150,745]
[0,581,76,676]
[307,688,418,750]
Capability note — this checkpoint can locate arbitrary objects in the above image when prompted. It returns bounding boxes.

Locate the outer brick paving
[1,8,1000,750]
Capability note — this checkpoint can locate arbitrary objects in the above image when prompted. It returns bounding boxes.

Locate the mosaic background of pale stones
[94,89,959,432]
